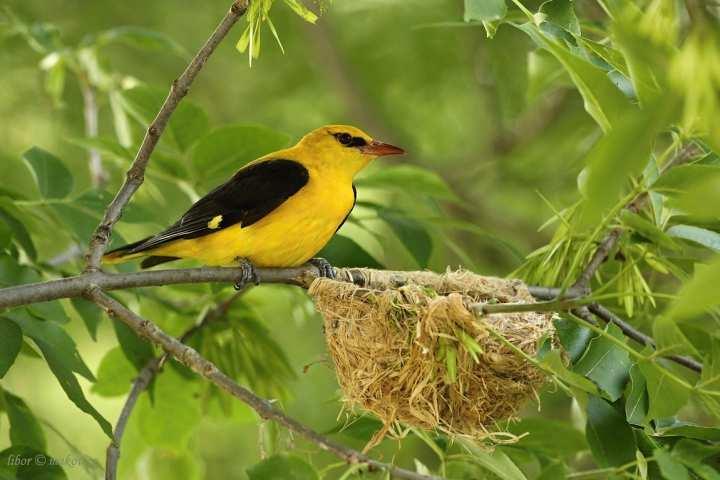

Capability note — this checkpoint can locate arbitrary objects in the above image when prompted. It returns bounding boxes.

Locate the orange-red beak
[359,140,405,156]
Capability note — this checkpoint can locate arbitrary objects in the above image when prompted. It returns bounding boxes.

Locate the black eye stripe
[333,132,367,148]
[348,136,367,147]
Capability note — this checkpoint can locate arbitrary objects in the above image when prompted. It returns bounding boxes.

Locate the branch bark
[87,287,439,480]
[84,0,250,271]
[0,266,319,309]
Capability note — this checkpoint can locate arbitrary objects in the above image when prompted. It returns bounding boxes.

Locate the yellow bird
[103,125,404,282]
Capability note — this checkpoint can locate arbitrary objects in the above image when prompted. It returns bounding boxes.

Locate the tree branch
[105,356,160,480]
[87,287,440,480]
[83,0,250,271]
[0,265,320,309]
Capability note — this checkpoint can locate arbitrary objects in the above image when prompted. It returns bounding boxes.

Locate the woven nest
[309,268,554,447]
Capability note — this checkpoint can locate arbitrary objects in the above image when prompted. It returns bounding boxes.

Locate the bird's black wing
[126,159,309,254]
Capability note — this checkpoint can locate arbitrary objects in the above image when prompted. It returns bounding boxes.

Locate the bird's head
[297,125,404,177]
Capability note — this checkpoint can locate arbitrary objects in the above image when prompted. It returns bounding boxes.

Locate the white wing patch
[207,215,223,229]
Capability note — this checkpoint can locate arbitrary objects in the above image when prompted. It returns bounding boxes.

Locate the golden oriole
[103,125,404,281]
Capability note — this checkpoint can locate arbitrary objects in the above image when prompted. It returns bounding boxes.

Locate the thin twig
[105,357,160,480]
[106,291,244,480]
[83,0,250,271]
[588,303,702,373]
[86,287,439,480]
[527,285,702,373]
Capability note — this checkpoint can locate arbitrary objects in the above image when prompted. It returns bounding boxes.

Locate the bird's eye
[337,133,352,145]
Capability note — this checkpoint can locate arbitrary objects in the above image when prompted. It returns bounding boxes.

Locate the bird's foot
[233,257,259,290]
[310,257,336,279]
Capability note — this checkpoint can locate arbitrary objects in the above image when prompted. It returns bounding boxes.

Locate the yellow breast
[153,167,355,267]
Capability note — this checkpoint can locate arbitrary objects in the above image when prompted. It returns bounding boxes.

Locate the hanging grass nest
[309,268,554,446]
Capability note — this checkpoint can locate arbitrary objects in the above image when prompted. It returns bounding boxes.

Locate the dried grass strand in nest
[309,268,554,448]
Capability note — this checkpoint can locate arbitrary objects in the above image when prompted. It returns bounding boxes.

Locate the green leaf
[6,310,94,380]
[318,234,383,269]
[70,298,102,341]
[50,202,126,251]
[585,396,637,467]
[507,417,588,458]
[539,0,581,36]
[16,320,113,438]
[95,26,188,57]
[42,53,66,107]
[537,462,566,480]
[325,416,383,443]
[283,0,318,23]
[26,300,70,324]
[580,98,678,223]
[190,124,291,189]
[554,316,594,364]
[247,454,319,480]
[21,147,73,199]
[672,439,720,466]
[620,210,679,250]
[464,0,507,22]
[445,460,489,480]
[653,315,699,358]
[610,16,663,106]
[171,102,210,152]
[638,356,690,419]
[573,323,632,401]
[120,85,209,152]
[357,165,459,201]
[1,390,46,451]
[667,225,720,252]
[0,318,22,377]
[0,215,11,250]
[0,204,37,260]
[657,422,720,442]
[673,176,720,219]
[137,366,201,449]
[516,23,631,132]
[652,165,720,193]
[539,350,600,395]
[668,255,720,321]
[377,209,433,267]
[700,338,720,392]
[1,313,111,435]
[67,136,132,162]
[0,254,40,286]
[624,364,648,426]
[654,447,691,480]
[112,317,155,372]
[462,448,528,480]
[144,449,201,480]
[92,347,136,397]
